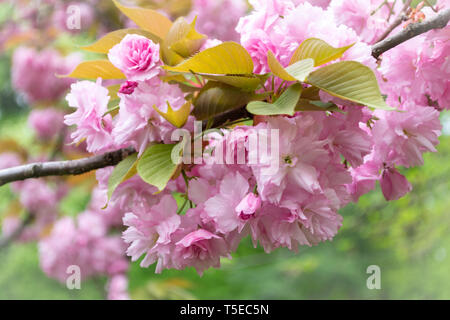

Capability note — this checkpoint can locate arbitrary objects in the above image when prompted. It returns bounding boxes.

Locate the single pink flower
[108,34,161,82]
[173,229,230,276]
[64,78,115,153]
[204,172,252,233]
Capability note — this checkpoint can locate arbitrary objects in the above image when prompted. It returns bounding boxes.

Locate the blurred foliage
[1,110,449,299]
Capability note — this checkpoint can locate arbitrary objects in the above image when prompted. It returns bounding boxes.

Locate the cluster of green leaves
[64,1,394,203]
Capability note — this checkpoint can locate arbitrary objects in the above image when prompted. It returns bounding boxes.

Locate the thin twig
[377,0,413,42]
[372,7,450,59]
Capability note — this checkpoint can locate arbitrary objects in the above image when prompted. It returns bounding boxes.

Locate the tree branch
[0,147,136,187]
[0,10,449,187]
[372,8,450,59]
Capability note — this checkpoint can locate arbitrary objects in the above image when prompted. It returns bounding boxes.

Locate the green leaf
[107,153,138,202]
[161,43,185,66]
[290,38,354,66]
[61,60,125,79]
[267,51,313,82]
[285,59,314,82]
[107,84,121,100]
[112,0,172,39]
[154,101,191,128]
[164,16,206,58]
[200,74,265,92]
[267,51,296,82]
[193,82,259,120]
[301,86,321,100]
[164,42,254,75]
[81,29,162,54]
[247,83,303,116]
[306,61,394,110]
[137,144,180,192]
[295,99,338,112]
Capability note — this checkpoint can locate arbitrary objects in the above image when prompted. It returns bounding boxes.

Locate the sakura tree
[0,0,449,300]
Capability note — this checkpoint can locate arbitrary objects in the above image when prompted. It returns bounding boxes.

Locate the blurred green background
[0,47,449,299]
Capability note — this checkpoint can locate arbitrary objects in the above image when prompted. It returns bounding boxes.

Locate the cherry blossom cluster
[1,0,448,292]
[56,0,449,277]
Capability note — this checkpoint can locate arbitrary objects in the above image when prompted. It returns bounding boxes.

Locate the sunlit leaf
[81,29,162,54]
[165,16,206,58]
[290,38,354,66]
[161,74,189,83]
[107,153,138,202]
[164,42,254,75]
[285,59,314,82]
[247,83,303,116]
[112,0,172,39]
[137,144,180,192]
[307,61,394,110]
[268,51,296,82]
[154,101,191,128]
[62,60,125,79]
[268,51,313,82]
[161,42,185,66]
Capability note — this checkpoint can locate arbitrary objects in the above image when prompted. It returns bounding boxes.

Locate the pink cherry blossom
[173,229,230,275]
[292,0,331,9]
[28,108,65,140]
[251,115,328,203]
[122,195,181,270]
[204,171,252,233]
[112,79,187,155]
[107,274,130,300]
[187,0,248,41]
[14,179,58,214]
[328,0,399,44]
[12,47,80,104]
[347,157,381,202]
[235,193,261,220]
[39,211,128,283]
[0,152,21,170]
[108,34,162,82]
[64,78,116,153]
[380,167,413,201]
[372,103,442,168]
